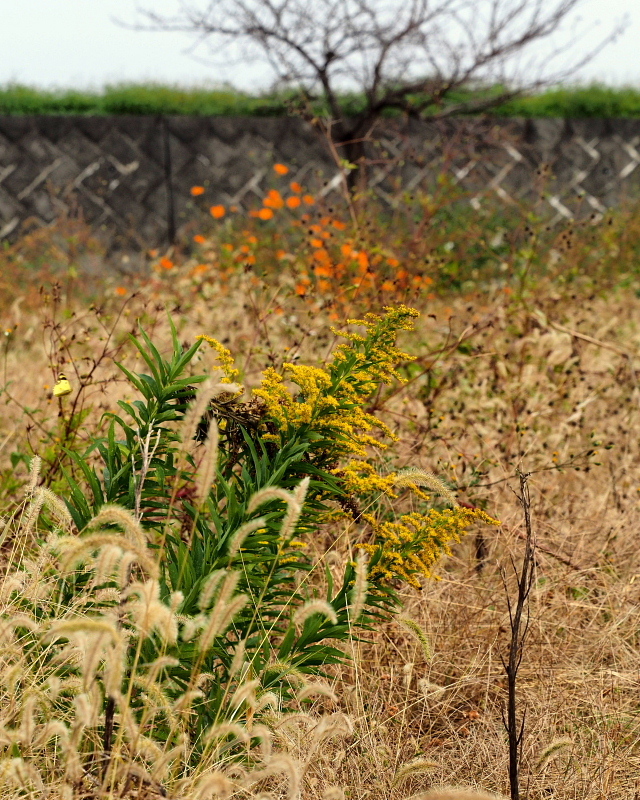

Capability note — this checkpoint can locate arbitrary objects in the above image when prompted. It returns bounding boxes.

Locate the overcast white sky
[0,0,637,92]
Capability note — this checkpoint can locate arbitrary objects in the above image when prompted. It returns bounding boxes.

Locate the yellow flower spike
[332,461,398,497]
[251,307,419,495]
[196,335,241,384]
[362,505,500,589]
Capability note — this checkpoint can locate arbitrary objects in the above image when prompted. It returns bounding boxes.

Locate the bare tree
[134,0,626,184]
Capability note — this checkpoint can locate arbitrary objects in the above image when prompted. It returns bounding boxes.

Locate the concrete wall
[1,115,639,248]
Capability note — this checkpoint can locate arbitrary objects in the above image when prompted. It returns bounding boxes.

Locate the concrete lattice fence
[1,114,640,249]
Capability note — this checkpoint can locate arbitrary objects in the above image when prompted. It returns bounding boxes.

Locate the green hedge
[0,84,287,115]
[1,82,639,117]
[495,85,640,118]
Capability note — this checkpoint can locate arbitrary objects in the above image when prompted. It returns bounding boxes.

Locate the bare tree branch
[128,0,628,185]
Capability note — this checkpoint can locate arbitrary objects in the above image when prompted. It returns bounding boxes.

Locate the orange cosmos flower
[387,257,400,268]
[210,205,226,218]
[290,181,303,193]
[160,257,174,270]
[193,234,207,244]
[303,194,315,205]
[381,280,396,292]
[310,238,324,248]
[313,248,330,264]
[263,189,284,209]
[190,186,206,196]
[115,286,127,296]
[295,275,311,295]
[274,163,289,175]
[286,195,301,209]
[257,208,274,220]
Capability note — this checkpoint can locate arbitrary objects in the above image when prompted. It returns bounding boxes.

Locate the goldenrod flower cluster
[360,506,500,589]
[196,335,241,383]
[332,304,420,388]
[332,460,398,497]
[253,306,419,457]
[254,364,334,428]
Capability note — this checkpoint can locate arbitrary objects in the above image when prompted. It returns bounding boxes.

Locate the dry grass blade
[293,599,338,628]
[536,738,573,770]
[194,416,219,508]
[392,757,439,786]
[409,788,507,800]
[398,616,433,662]
[89,504,146,549]
[394,468,457,506]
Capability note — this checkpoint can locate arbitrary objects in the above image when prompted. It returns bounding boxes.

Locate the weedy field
[2,165,640,800]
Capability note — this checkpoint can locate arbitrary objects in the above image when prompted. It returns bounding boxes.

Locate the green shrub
[495,84,640,118]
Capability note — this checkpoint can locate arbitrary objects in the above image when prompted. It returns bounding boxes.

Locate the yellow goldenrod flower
[359,506,500,589]
[252,306,416,457]
[196,335,241,383]
[332,460,398,497]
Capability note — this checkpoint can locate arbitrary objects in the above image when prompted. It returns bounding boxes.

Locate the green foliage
[2,81,640,117]
[52,314,411,741]
[0,83,290,116]
[495,84,640,118]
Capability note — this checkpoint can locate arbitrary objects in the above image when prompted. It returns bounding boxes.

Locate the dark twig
[500,470,536,800]
[102,696,116,780]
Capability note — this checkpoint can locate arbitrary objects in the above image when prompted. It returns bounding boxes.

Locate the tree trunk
[333,119,371,193]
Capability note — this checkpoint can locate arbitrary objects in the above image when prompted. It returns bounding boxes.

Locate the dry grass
[313,285,640,800]
[2,209,640,799]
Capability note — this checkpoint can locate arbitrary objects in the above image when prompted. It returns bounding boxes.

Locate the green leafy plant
[55,315,392,743]
[0,475,355,797]
[0,305,499,795]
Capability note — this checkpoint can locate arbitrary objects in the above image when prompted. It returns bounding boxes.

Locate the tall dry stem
[501,471,536,800]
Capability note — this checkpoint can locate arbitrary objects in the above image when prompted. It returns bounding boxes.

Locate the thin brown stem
[501,470,536,800]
